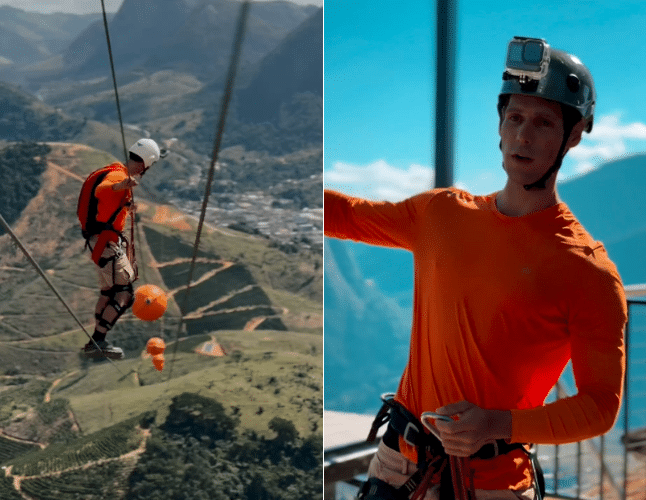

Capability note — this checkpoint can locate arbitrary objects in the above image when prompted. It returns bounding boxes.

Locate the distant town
[167,177,323,254]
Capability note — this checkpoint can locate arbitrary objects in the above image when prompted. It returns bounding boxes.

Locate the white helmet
[129,138,161,168]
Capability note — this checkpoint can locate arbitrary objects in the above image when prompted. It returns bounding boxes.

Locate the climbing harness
[358,393,545,500]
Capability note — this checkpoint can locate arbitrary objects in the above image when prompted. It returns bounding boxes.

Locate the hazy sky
[0,0,321,15]
[325,0,646,200]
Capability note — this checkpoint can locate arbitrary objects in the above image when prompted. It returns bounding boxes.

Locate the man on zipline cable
[77,138,161,359]
[325,37,627,500]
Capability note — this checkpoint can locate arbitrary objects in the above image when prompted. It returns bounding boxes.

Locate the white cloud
[324,160,434,201]
[568,113,646,174]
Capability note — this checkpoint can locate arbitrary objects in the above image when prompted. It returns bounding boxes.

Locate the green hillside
[0,328,322,499]
[2,392,321,500]
[0,142,322,499]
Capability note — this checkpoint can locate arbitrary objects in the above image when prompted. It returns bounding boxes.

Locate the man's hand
[432,400,512,457]
[112,177,138,191]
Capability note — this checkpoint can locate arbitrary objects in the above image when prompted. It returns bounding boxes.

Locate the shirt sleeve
[511,254,627,444]
[324,189,436,251]
[95,171,129,224]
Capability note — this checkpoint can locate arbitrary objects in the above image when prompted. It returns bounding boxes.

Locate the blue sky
[324,0,646,200]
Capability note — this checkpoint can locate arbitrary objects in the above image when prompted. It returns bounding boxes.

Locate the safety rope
[0,212,125,376]
[166,0,251,382]
[99,0,128,163]
[99,0,139,280]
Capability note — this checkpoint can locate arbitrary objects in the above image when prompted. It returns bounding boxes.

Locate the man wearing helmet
[324,38,626,500]
[79,138,161,359]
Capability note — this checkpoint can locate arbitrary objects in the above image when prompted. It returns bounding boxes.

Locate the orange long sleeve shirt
[324,188,627,490]
[94,163,132,236]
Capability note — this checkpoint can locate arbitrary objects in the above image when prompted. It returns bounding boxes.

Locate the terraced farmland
[9,414,148,477]
[19,461,131,500]
[0,434,41,462]
[0,474,22,500]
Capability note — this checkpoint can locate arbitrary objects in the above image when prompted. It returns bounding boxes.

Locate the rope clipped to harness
[364,393,532,500]
[127,187,138,281]
[448,456,476,500]
[365,394,456,500]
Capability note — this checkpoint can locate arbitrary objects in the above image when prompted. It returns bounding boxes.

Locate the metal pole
[554,444,559,496]
[434,0,457,188]
[599,435,605,500]
[554,386,560,495]
[622,302,630,500]
[576,441,582,499]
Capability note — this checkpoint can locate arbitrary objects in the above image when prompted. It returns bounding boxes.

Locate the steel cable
[0,213,125,376]
[166,1,251,382]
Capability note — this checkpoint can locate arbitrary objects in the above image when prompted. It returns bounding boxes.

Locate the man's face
[127,154,147,177]
[499,94,565,186]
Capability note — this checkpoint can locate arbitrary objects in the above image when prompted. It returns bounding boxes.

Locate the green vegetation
[1,394,321,500]
[142,222,322,303]
[54,329,322,437]
[126,394,322,500]
[0,475,22,500]
[0,141,322,498]
[0,379,49,424]
[0,142,50,233]
[0,84,85,143]
[34,398,77,445]
[0,435,40,463]
[20,461,127,500]
[9,413,146,476]
[190,95,322,158]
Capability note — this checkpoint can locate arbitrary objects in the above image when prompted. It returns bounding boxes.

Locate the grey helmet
[498,37,595,189]
[499,37,595,132]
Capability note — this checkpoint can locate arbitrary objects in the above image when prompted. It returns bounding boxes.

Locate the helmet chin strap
[521,142,566,191]
[522,122,575,191]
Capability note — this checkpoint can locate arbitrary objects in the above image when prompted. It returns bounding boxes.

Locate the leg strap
[357,477,404,500]
[95,312,113,331]
[97,284,134,331]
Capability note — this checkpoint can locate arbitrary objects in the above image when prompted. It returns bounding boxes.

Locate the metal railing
[324,298,646,500]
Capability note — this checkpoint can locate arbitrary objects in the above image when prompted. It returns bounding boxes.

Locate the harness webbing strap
[366,395,451,500]
[365,394,538,500]
[91,231,115,266]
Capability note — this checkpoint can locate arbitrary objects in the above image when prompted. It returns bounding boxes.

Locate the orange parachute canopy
[152,354,165,372]
[132,284,167,321]
[146,338,166,371]
[146,337,166,356]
